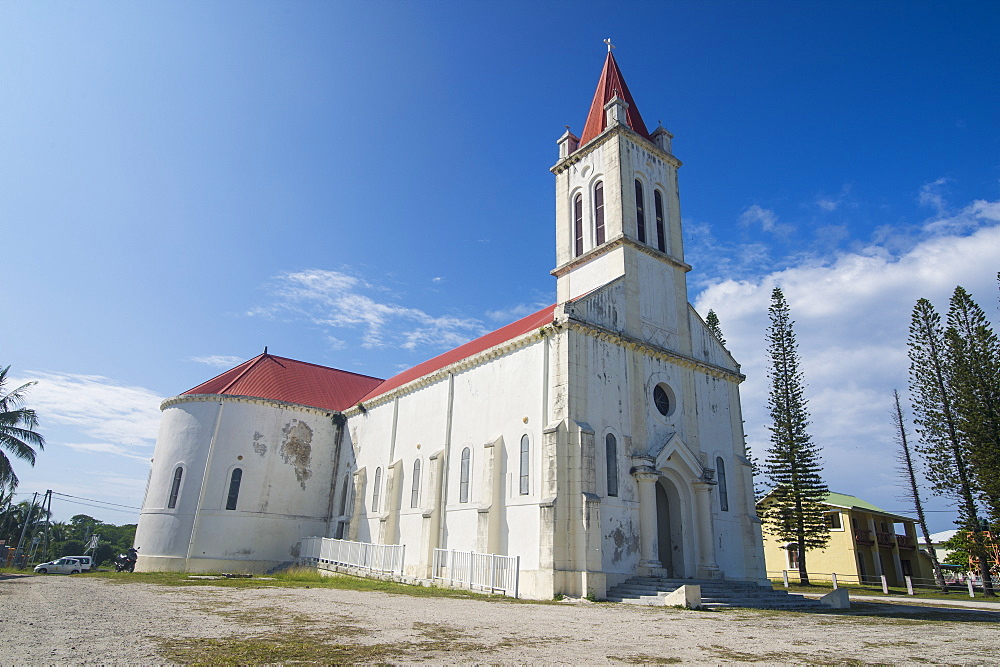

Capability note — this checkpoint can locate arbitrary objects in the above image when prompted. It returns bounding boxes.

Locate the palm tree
[0,366,45,490]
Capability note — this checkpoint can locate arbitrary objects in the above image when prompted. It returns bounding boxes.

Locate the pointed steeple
[578,51,650,147]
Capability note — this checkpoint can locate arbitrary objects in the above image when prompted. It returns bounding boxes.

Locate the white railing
[432,548,520,598]
[299,536,405,575]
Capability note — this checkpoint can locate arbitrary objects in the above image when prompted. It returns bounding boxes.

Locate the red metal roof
[579,51,650,147]
[182,354,384,412]
[180,304,557,412]
[359,303,557,403]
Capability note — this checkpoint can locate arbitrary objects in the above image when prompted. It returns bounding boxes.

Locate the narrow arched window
[459,447,471,503]
[574,193,584,257]
[225,468,242,510]
[634,180,646,243]
[167,466,183,509]
[372,467,382,512]
[716,456,729,512]
[606,434,619,497]
[411,459,421,508]
[339,472,351,515]
[519,434,530,495]
[654,190,666,252]
[594,181,605,245]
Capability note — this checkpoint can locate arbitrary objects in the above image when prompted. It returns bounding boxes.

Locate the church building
[134,49,768,599]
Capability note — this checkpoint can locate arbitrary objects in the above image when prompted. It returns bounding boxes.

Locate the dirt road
[2,574,997,664]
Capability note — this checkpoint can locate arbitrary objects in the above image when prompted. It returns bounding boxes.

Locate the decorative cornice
[551,234,692,277]
[160,393,338,418]
[562,317,745,384]
[551,123,681,176]
[343,328,551,417]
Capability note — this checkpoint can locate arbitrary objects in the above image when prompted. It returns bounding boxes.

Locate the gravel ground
[2,573,998,664]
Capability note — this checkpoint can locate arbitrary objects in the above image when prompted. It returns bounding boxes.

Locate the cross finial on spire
[604,38,615,52]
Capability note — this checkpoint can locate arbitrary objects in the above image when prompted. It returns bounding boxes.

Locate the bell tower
[551,46,693,354]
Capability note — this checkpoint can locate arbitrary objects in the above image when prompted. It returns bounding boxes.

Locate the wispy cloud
[816,184,852,212]
[485,301,551,323]
[917,177,951,215]
[10,371,163,459]
[252,268,486,351]
[189,355,244,368]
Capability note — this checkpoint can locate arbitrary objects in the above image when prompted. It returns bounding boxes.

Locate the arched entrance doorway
[656,477,684,578]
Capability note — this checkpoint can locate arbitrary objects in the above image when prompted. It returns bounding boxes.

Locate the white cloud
[10,371,163,457]
[694,202,1000,520]
[739,204,780,232]
[253,268,487,351]
[189,355,244,368]
[917,177,951,214]
[485,301,551,323]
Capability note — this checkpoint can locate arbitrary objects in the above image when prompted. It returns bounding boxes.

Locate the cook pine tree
[891,389,947,591]
[908,295,995,596]
[760,287,829,585]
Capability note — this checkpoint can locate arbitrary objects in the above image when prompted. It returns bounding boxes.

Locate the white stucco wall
[135,396,340,573]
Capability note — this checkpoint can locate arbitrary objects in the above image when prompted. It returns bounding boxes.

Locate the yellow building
[759,492,934,586]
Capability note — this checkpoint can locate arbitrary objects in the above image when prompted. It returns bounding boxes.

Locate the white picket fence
[432,548,520,598]
[299,536,405,575]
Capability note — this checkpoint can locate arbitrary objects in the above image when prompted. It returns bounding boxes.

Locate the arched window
[225,468,242,511]
[519,435,530,495]
[339,472,351,516]
[606,434,619,497]
[716,456,729,512]
[372,467,382,512]
[167,466,183,509]
[574,193,584,257]
[654,190,666,252]
[594,181,605,245]
[634,180,646,243]
[411,459,421,508]
[459,447,471,503]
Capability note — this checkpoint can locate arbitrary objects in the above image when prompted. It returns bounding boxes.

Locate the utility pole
[13,492,38,569]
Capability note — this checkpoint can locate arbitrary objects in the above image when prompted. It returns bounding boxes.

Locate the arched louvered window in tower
[459,447,471,503]
[574,193,584,257]
[167,466,183,509]
[654,189,666,252]
[372,467,382,512]
[411,459,421,508]
[635,180,646,243]
[716,456,729,512]
[519,434,530,495]
[606,434,619,497]
[594,181,605,245]
[225,468,242,511]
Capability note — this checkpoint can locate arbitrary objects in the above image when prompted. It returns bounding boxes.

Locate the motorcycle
[114,547,139,572]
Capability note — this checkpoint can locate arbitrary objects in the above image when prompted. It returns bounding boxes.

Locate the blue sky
[2,1,997,531]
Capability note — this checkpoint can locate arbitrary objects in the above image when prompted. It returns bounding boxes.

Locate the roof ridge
[219,353,270,395]
[263,353,385,383]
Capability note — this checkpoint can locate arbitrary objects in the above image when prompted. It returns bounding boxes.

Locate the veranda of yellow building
[759,492,934,587]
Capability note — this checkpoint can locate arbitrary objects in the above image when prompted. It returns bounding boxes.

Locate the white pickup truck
[33,555,94,574]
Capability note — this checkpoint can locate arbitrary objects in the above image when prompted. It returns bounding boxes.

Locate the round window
[653,384,671,416]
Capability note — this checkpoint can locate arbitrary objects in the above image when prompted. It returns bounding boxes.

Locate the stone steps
[605,576,827,610]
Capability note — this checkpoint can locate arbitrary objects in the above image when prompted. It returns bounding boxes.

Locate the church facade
[134,51,768,599]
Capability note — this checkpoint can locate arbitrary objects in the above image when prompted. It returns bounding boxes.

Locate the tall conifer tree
[706,309,727,346]
[908,297,994,596]
[945,287,1000,526]
[760,287,829,585]
[891,389,946,590]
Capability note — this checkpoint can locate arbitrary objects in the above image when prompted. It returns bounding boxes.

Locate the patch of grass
[88,567,567,605]
[608,653,682,663]
[769,579,1000,604]
[157,632,394,665]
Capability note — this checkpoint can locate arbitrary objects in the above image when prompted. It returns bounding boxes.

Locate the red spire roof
[182,353,384,412]
[578,51,650,147]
